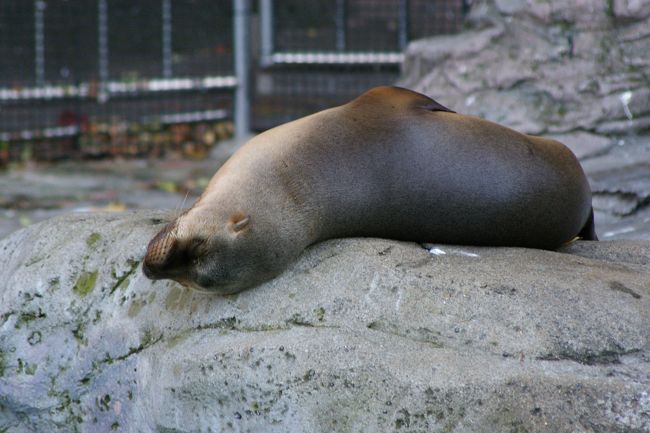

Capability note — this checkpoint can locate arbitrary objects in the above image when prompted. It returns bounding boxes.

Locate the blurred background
[0,0,466,161]
[1,0,649,240]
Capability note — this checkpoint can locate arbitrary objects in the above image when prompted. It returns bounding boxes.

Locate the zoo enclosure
[0,0,467,162]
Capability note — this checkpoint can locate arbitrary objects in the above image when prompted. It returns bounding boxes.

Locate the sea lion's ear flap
[230,213,250,233]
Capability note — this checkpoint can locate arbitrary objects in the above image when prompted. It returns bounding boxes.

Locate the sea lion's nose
[141,261,158,279]
[142,223,177,280]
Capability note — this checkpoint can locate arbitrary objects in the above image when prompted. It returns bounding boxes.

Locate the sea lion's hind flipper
[577,207,598,241]
[421,99,455,114]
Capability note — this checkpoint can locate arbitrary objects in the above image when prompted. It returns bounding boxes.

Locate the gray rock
[578,136,650,239]
[596,114,650,135]
[399,0,650,136]
[1,211,649,432]
[596,206,650,241]
[613,0,650,19]
[543,131,613,160]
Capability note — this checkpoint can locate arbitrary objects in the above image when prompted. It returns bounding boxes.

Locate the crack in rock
[536,347,642,366]
[609,280,642,299]
[367,320,444,348]
[100,333,163,364]
[109,259,141,295]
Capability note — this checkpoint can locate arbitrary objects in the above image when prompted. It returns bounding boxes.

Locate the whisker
[180,190,190,210]
[170,190,192,219]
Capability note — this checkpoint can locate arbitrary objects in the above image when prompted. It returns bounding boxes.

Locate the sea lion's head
[142,205,287,294]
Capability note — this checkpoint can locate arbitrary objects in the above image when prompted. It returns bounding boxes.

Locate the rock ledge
[1,211,649,432]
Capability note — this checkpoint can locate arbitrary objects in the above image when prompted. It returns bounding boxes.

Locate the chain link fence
[0,0,466,164]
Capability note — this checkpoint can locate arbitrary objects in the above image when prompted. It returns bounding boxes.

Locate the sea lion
[142,86,596,294]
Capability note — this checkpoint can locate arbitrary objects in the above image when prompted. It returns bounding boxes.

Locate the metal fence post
[335,0,347,51]
[98,0,109,101]
[259,0,273,67]
[34,0,46,86]
[233,0,251,141]
[398,0,410,50]
[162,0,173,78]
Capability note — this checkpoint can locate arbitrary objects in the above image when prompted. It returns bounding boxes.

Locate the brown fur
[143,86,595,294]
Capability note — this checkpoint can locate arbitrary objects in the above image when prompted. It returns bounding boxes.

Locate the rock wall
[1,212,648,432]
[400,0,650,137]
[399,0,650,241]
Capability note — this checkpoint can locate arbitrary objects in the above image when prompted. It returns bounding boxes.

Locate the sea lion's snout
[143,220,218,291]
[142,223,181,280]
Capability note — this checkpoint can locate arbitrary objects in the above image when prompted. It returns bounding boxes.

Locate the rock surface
[400,0,650,136]
[399,0,650,240]
[1,211,649,432]
[582,135,650,241]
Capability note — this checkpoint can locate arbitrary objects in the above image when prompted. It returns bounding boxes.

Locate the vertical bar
[34,0,46,86]
[162,0,172,78]
[259,0,273,67]
[98,0,109,87]
[234,0,250,140]
[398,0,409,50]
[462,0,471,16]
[335,0,346,51]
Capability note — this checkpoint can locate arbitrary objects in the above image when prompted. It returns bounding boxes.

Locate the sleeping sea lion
[142,86,596,294]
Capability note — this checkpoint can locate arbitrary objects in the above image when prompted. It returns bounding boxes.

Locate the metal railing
[259,0,411,67]
[0,0,466,163]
